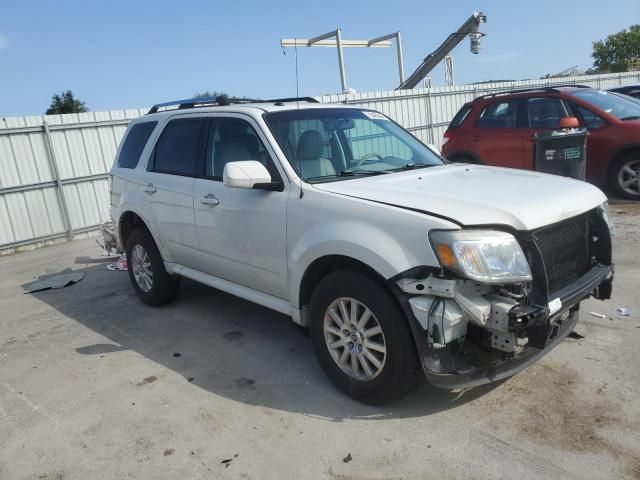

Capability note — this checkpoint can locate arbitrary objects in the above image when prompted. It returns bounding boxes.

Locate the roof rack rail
[475,84,592,100]
[147,95,319,114]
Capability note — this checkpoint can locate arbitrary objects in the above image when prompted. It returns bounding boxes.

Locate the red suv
[442,86,640,199]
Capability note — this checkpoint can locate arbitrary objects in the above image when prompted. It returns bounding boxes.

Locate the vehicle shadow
[31,261,502,422]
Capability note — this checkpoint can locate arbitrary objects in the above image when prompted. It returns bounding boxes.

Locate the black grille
[532,213,590,293]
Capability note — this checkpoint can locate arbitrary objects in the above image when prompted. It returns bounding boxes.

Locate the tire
[125,227,180,306]
[309,270,419,404]
[609,152,640,200]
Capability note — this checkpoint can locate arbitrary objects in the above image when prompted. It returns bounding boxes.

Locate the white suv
[110,96,614,404]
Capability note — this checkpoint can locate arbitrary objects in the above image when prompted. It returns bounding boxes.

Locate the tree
[45,90,88,115]
[193,91,255,101]
[194,90,228,99]
[592,25,640,73]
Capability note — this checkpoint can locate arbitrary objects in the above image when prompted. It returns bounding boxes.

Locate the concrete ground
[1,204,639,480]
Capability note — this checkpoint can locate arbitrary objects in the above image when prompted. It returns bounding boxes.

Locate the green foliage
[193,91,255,100]
[193,90,228,99]
[592,25,640,73]
[45,90,88,115]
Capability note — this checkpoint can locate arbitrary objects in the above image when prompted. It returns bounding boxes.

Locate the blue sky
[1,0,638,117]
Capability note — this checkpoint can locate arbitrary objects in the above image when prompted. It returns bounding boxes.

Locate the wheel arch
[298,255,392,313]
[446,150,484,164]
[118,210,152,250]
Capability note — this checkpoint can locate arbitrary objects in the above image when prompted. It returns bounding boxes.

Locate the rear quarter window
[449,105,472,128]
[117,121,157,169]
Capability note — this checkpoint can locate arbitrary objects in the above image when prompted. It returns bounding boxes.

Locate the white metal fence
[1,71,639,253]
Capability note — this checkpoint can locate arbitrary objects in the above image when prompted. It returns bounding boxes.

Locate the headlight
[430,230,532,284]
[598,202,615,236]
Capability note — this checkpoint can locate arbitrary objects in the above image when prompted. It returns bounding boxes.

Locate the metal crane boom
[397,12,486,90]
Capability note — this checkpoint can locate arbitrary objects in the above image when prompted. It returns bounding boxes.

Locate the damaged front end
[394,206,614,389]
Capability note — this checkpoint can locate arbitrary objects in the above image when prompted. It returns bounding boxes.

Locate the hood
[313,164,607,231]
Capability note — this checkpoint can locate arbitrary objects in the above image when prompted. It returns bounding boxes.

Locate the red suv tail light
[442,130,451,145]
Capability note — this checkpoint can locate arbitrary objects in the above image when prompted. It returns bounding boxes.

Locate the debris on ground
[343,453,353,463]
[172,352,181,358]
[568,331,585,339]
[617,307,630,317]
[23,268,85,293]
[100,221,120,253]
[589,312,606,319]
[106,254,127,271]
[221,458,233,468]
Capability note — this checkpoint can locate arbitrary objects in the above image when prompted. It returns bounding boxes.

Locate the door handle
[143,183,156,194]
[472,135,481,142]
[200,193,220,206]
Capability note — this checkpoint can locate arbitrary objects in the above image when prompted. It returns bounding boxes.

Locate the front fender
[289,220,437,309]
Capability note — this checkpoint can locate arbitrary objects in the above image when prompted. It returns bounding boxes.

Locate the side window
[526,97,571,128]
[577,105,606,129]
[449,105,472,128]
[345,118,413,161]
[117,121,157,168]
[151,118,201,176]
[476,101,518,128]
[265,118,339,176]
[204,117,281,181]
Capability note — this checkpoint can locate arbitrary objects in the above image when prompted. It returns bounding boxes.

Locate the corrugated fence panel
[1,72,639,251]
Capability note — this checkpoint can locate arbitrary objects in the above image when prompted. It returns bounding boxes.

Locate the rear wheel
[309,271,418,404]
[126,228,180,306]
[609,152,640,200]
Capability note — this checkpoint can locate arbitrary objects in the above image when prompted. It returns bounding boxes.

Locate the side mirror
[223,161,280,190]
[559,116,580,128]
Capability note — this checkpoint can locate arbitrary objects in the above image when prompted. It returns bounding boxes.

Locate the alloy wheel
[323,297,387,381]
[618,158,640,197]
[131,244,153,292]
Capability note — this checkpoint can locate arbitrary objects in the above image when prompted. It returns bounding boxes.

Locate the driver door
[193,115,289,299]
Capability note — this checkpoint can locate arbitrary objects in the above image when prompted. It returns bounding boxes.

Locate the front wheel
[609,152,640,200]
[309,271,419,404]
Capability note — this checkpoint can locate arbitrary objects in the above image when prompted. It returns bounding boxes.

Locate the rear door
[145,116,203,267]
[472,99,527,168]
[521,96,574,169]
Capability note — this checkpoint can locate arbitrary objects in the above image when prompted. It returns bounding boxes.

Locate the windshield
[570,89,640,120]
[263,108,444,182]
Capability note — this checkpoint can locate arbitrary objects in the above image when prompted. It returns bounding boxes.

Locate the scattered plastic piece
[617,307,630,317]
[568,331,585,339]
[589,312,606,319]
[106,254,128,271]
[343,453,353,463]
[23,268,85,293]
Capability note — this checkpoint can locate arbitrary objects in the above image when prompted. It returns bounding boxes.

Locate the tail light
[442,130,451,146]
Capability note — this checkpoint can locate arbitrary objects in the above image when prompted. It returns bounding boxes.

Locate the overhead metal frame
[281,29,404,91]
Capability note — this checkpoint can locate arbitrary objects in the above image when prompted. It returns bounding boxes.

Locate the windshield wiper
[337,169,390,176]
[620,115,640,121]
[305,169,389,182]
[391,163,437,171]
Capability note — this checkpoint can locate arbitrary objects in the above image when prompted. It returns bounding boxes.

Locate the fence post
[425,89,435,144]
[42,120,74,240]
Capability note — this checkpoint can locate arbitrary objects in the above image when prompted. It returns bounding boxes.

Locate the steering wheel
[353,153,383,168]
